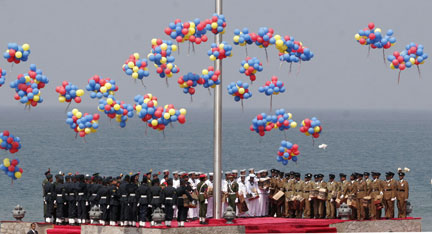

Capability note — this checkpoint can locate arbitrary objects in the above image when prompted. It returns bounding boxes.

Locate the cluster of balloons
[233,28,254,54]
[208,14,226,35]
[233,27,274,60]
[300,117,322,139]
[200,66,221,88]
[227,81,252,104]
[3,43,31,64]
[258,76,285,96]
[0,68,5,87]
[387,43,428,83]
[177,72,200,95]
[250,109,297,137]
[148,39,179,79]
[56,81,85,104]
[98,96,134,128]
[0,131,21,154]
[10,64,49,107]
[239,57,263,82]
[355,23,396,50]
[208,41,233,61]
[164,18,209,45]
[0,158,23,180]
[66,109,100,137]
[277,140,300,165]
[86,75,118,99]
[122,53,150,80]
[133,93,187,131]
[275,35,314,68]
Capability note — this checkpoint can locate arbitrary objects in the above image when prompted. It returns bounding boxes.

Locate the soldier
[42,169,51,220]
[89,176,102,224]
[383,172,397,219]
[318,174,327,219]
[127,174,139,226]
[149,179,163,226]
[237,169,246,183]
[97,178,111,225]
[396,172,409,218]
[119,175,129,226]
[237,174,248,217]
[293,173,304,218]
[345,173,358,220]
[302,173,313,218]
[43,174,54,223]
[364,172,372,219]
[246,174,259,216]
[227,174,239,214]
[54,174,65,225]
[356,173,368,220]
[312,174,320,218]
[283,172,295,218]
[326,174,338,219]
[176,179,194,227]
[188,172,199,220]
[369,172,383,220]
[63,175,71,224]
[197,174,209,224]
[136,175,150,227]
[108,178,120,226]
[206,173,214,218]
[337,173,348,207]
[162,178,177,227]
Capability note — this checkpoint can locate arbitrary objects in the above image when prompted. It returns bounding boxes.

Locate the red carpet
[44,217,420,233]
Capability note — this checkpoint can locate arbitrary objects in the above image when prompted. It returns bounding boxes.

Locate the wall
[81,225,246,234]
[330,219,422,232]
[0,221,53,234]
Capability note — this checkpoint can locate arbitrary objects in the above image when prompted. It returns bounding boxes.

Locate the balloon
[250,109,297,137]
[227,81,252,106]
[86,75,118,99]
[148,39,179,80]
[66,109,100,137]
[277,140,300,165]
[0,68,6,87]
[55,81,85,105]
[122,53,150,81]
[239,57,263,82]
[208,41,233,61]
[3,43,31,64]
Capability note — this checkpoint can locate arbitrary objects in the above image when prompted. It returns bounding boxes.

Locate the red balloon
[93,114,100,120]
[11,159,18,166]
[8,166,15,172]
[399,64,406,71]
[12,142,19,149]
[19,168,23,173]
[79,131,86,137]
[312,133,320,138]
[259,131,265,136]
[7,137,13,144]
[178,114,186,124]
[292,144,299,151]
[189,88,195,95]
[104,105,111,111]
[368,22,375,30]
[304,119,311,127]
[3,130,10,136]
[74,97,82,103]
[368,33,376,40]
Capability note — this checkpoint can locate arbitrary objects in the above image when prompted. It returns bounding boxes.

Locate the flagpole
[213,0,223,220]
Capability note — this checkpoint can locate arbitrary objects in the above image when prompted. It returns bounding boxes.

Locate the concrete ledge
[81,225,245,234]
[0,221,53,234]
[330,219,422,232]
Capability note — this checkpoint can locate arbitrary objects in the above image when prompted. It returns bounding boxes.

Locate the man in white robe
[246,174,259,217]
[206,173,214,218]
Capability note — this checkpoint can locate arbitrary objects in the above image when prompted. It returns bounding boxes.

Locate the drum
[272,190,284,201]
[318,188,327,200]
[310,189,318,199]
[347,198,357,208]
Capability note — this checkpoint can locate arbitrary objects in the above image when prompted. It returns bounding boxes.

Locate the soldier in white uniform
[246,174,259,217]
[206,173,214,218]
[160,169,169,185]
[187,172,199,220]
[237,169,246,183]
[232,170,238,182]
[221,171,229,213]
[237,174,248,217]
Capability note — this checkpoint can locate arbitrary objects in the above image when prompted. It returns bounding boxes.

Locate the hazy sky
[0,0,431,111]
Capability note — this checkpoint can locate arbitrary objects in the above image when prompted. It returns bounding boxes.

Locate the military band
[42,168,410,227]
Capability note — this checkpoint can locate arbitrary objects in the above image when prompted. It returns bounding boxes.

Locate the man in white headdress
[246,174,259,217]
[206,173,214,218]
[221,171,229,213]
[237,174,248,217]
[237,169,246,183]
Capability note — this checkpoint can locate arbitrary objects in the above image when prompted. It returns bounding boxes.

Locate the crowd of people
[42,167,410,227]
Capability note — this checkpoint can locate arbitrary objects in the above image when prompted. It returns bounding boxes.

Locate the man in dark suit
[27,222,38,234]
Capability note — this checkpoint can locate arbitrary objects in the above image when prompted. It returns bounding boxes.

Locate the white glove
[339,195,343,199]
[64,202,67,205]
[330,199,334,202]
[54,200,56,205]
[308,198,312,201]
[76,202,78,206]
[85,201,89,206]
[44,201,47,205]
[107,205,110,209]
[235,198,238,203]
[137,203,140,207]
[380,192,383,195]
[172,205,176,209]
[205,199,208,204]
[161,204,165,208]
[148,204,152,208]
[391,197,396,201]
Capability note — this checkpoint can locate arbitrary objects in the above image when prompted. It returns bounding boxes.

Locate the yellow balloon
[409,57,415,64]
[375,28,381,33]
[305,132,310,136]
[172,45,178,52]
[153,100,158,107]
[100,86,107,93]
[128,61,134,68]
[233,35,240,43]
[167,63,173,70]
[169,109,175,115]
[133,53,140,59]
[85,128,91,134]
[161,43,168,51]
[58,96,66,103]
[22,44,30,51]
[218,44,225,50]
[390,63,395,69]
[105,83,112,90]
[354,34,360,40]
[151,119,158,126]
[107,98,113,105]
[290,121,297,128]
[288,113,292,119]
[164,113,170,119]
[0,139,2,144]
[160,57,167,64]
[238,88,245,94]
[135,105,142,112]
[274,35,281,40]
[151,38,157,45]
[132,72,138,79]
[91,128,97,133]
[314,126,320,133]
[15,172,22,179]
[76,112,82,119]
[180,108,187,115]
[76,89,84,96]
[72,108,79,115]
[114,104,121,111]
[209,55,216,61]
[211,22,218,29]
[243,63,249,69]
[202,69,208,75]
[276,40,283,47]
[3,158,10,167]
[15,51,22,58]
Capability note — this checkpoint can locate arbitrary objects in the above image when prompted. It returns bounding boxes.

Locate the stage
[0,217,422,233]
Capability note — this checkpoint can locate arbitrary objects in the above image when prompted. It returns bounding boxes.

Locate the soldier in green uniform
[356,173,368,220]
[383,172,397,219]
[197,174,208,224]
[227,174,239,213]
[364,172,372,219]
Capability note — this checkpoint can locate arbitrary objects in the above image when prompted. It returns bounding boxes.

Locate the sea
[0,107,431,231]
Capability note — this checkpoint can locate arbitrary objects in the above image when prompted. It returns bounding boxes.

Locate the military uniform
[136,179,150,227]
[176,181,194,227]
[162,180,177,227]
[54,175,66,224]
[43,175,54,223]
[149,179,163,226]
[108,181,120,226]
[302,174,313,218]
[396,172,409,218]
[293,173,304,218]
[369,172,383,220]
[227,179,239,213]
[197,176,208,224]
[127,175,139,226]
[318,175,327,219]
[356,175,368,220]
[326,174,338,219]
[97,179,111,225]
[344,175,358,220]
[383,172,397,219]
[119,176,129,226]
[283,175,295,218]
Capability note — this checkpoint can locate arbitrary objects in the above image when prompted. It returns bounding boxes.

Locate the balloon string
[265,48,269,63]
[241,99,244,113]
[83,137,87,144]
[65,102,71,113]
[284,131,287,140]
[192,43,195,54]
[208,88,212,96]
[398,70,401,85]
[367,46,371,57]
[188,42,191,56]
[289,63,292,75]
[10,63,13,72]
[75,133,78,139]
[417,65,422,79]
[177,42,180,55]
[165,77,169,87]
[163,130,166,139]
[312,137,315,146]
[145,125,148,136]
[140,80,146,88]
[296,60,302,76]
[382,49,386,65]
[245,45,248,57]
[270,95,273,112]
[190,95,193,103]
[170,122,174,128]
